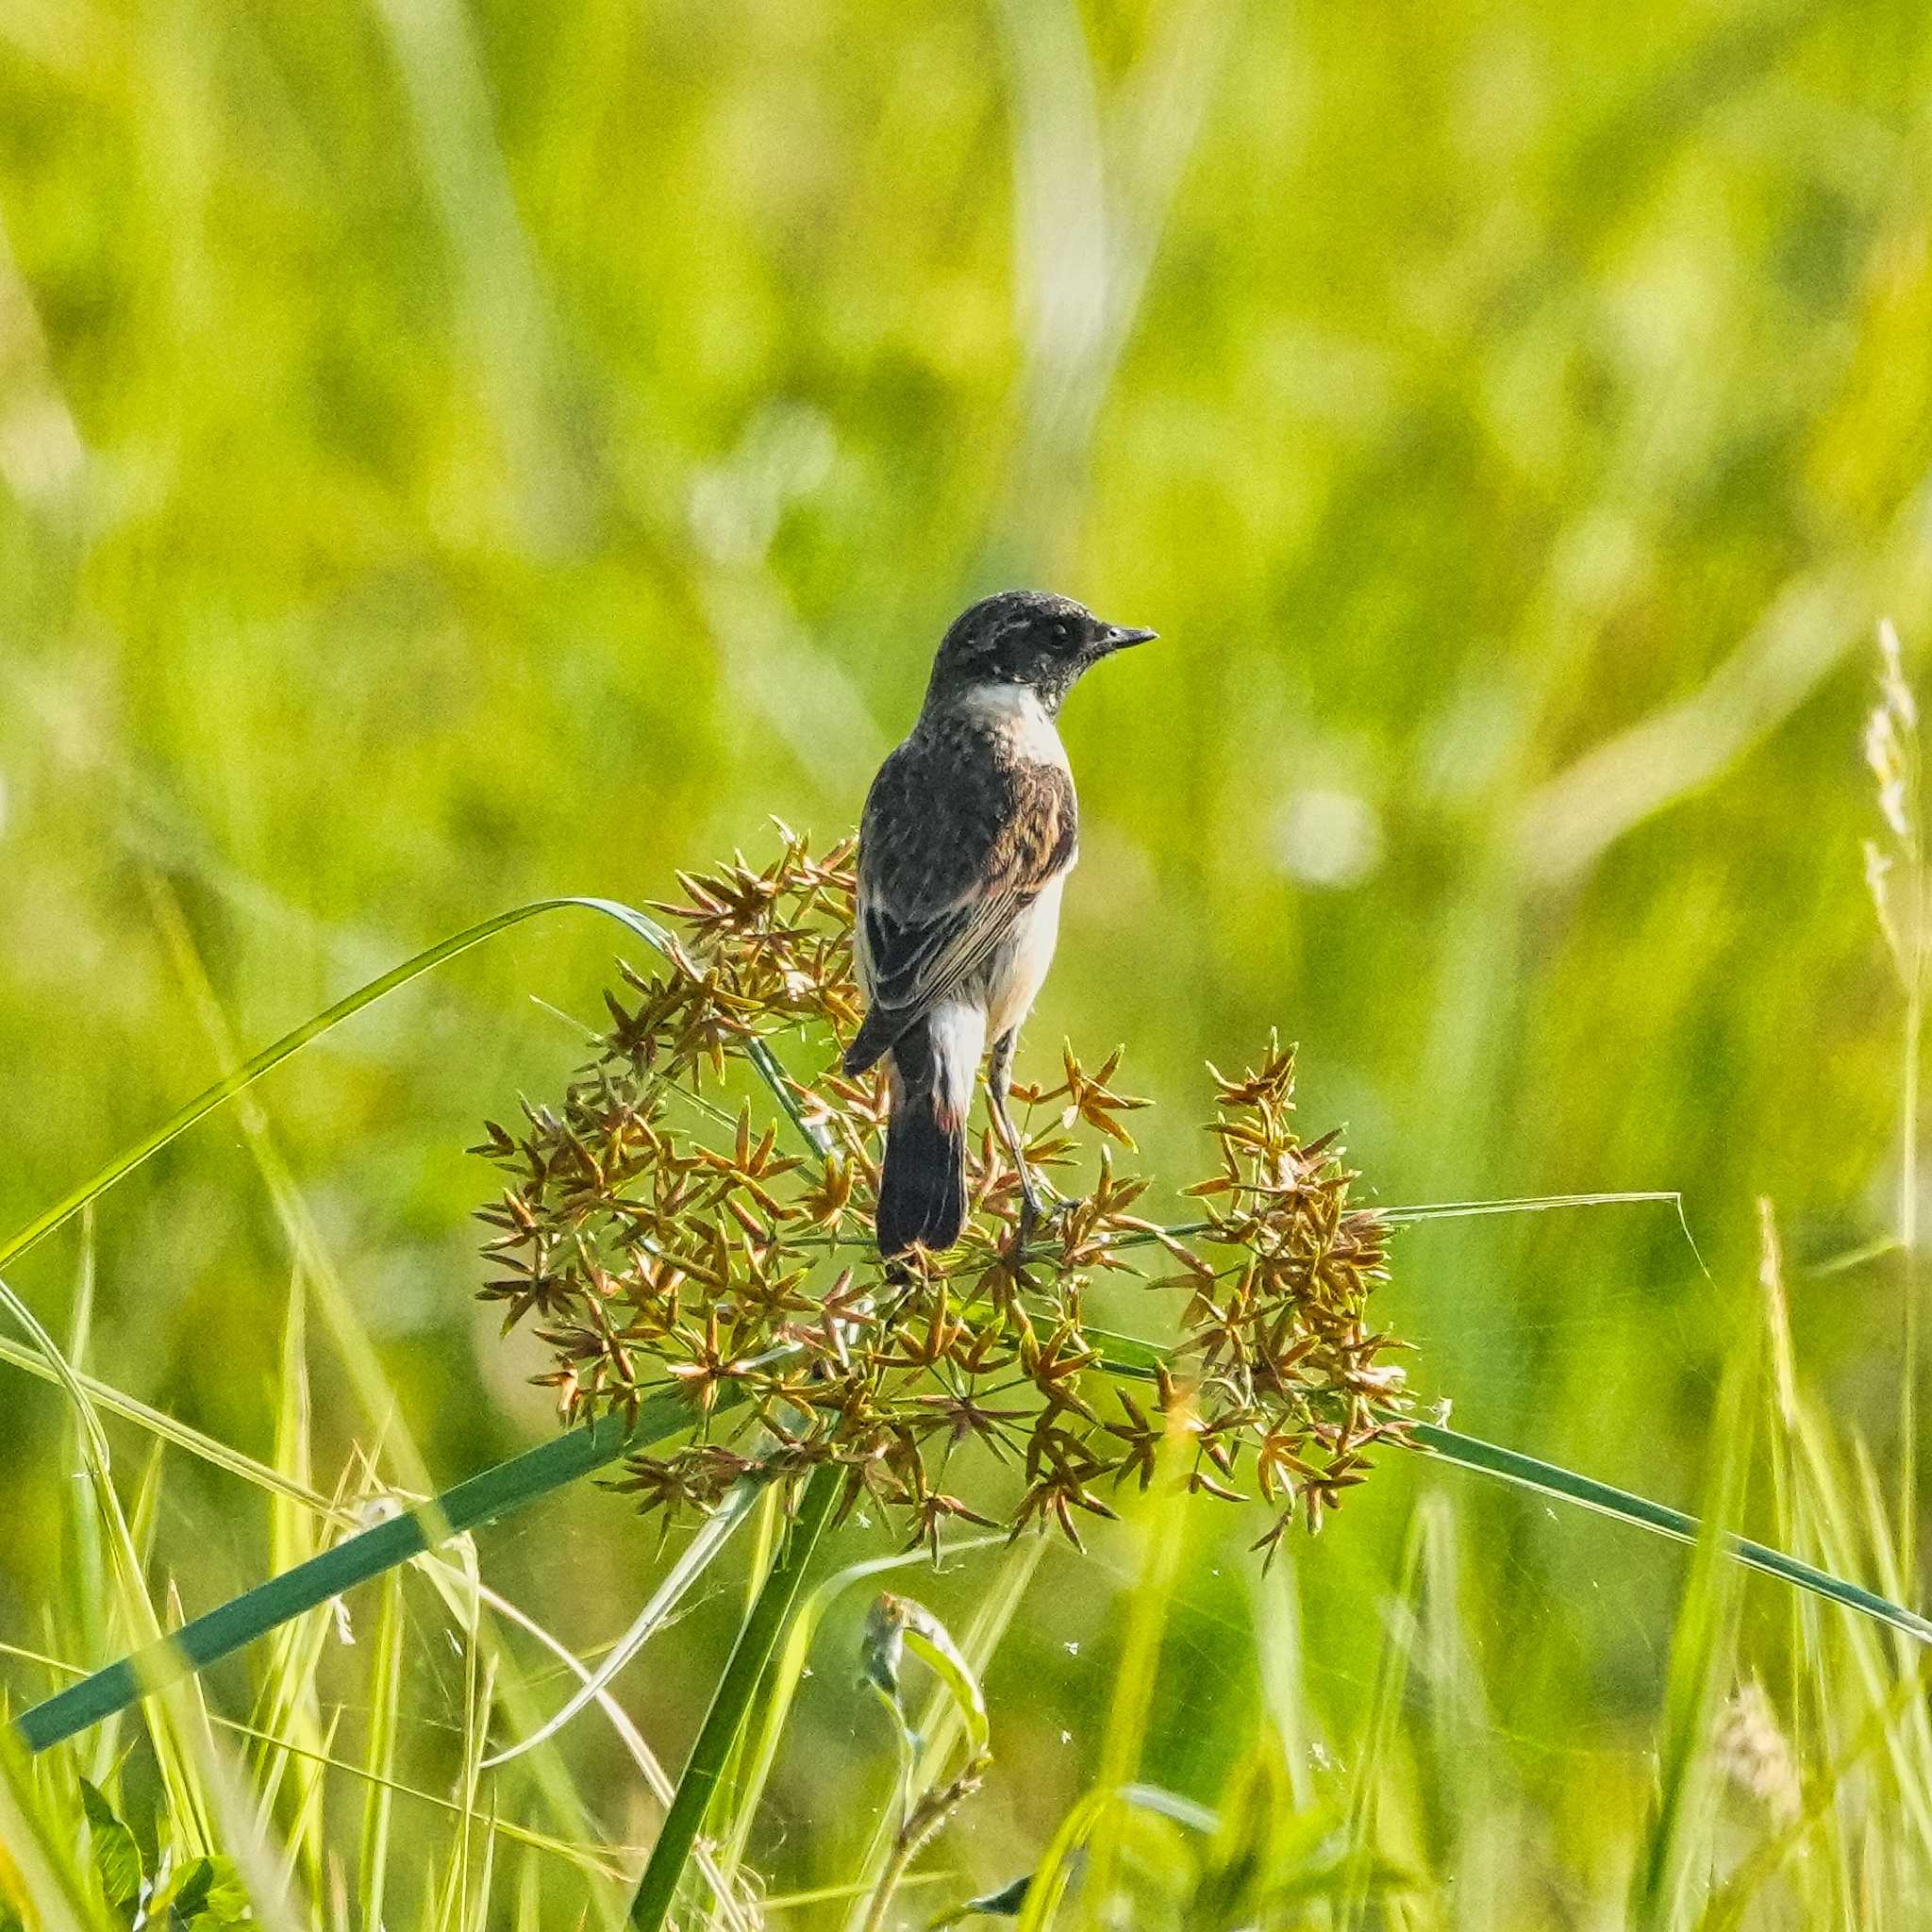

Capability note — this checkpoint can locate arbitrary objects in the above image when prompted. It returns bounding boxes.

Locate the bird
[842,589,1157,1257]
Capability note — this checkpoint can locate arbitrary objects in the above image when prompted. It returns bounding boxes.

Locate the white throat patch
[959,681,1069,770]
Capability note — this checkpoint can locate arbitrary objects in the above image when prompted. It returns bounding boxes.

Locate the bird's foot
[1016,1177,1078,1247]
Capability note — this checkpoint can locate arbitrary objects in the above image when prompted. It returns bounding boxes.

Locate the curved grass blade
[14,1389,724,1755]
[1082,1323,1932,1647]
[0,1722,103,1932]
[720,1536,1006,1894]
[836,1538,1046,1914]
[6,891,822,1776]
[480,1469,767,1770]
[1009,1783,1221,1932]
[1407,1421,1932,1646]
[0,895,694,1277]
[1084,1421,1191,1920]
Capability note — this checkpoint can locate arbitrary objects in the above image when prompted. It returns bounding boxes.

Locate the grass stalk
[854,1833,923,1932]
[1338,1504,1427,1932]
[625,1462,842,1931]
[0,1719,108,1932]
[837,1537,1047,1916]
[1630,1331,1756,1928]
[358,1568,406,1932]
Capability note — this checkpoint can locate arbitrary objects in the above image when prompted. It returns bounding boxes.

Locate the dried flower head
[473,826,1413,1558]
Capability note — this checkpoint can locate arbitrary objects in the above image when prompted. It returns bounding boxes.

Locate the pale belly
[977,870,1066,1043]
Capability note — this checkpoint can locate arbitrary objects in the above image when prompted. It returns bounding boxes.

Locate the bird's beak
[1097,624,1158,655]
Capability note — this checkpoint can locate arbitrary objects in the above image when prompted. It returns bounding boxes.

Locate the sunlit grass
[6,0,1932,1924]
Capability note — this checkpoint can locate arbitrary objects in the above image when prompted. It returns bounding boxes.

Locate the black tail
[876,1032,966,1257]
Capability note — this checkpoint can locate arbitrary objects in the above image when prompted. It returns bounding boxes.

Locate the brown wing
[843,728,1076,1074]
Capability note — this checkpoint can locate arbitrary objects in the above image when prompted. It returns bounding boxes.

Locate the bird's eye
[1052,622,1070,643]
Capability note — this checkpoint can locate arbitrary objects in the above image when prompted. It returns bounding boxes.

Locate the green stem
[627,1463,842,1931]
[1900,850,1923,1585]
[857,1829,922,1932]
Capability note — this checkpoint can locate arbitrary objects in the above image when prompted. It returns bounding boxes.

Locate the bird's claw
[1016,1179,1077,1246]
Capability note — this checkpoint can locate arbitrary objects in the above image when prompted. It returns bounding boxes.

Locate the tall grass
[5,874,1932,1928]
[7,0,1932,1924]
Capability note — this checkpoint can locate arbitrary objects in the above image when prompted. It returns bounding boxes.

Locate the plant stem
[627,1462,842,1932]
[857,1831,922,1932]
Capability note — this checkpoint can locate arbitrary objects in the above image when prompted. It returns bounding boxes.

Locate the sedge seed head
[474,829,1414,1557]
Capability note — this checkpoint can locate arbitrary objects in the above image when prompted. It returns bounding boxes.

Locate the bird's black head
[924,589,1157,717]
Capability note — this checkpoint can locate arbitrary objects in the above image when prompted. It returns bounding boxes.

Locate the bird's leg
[988,1028,1058,1240]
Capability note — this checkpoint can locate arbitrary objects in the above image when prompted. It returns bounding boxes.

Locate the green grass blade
[0,1721,107,1932]
[254,1269,327,1896]
[1338,1503,1428,1932]
[1376,1190,1688,1224]
[1630,1334,1756,1927]
[30,1314,1932,1775]
[1695,1658,1932,1932]
[0,895,691,1277]
[0,1265,212,1851]
[1011,1786,1220,1932]
[6,883,834,1775]
[452,1568,758,1928]
[146,880,660,1931]
[1249,1543,1314,1811]
[1091,1318,1932,1645]
[359,1569,406,1932]
[13,1390,716,1755]
[0,1330,342,1516]
[1011,1787,1112,1932]
[626,1463,842,1932]
[1082,1419,1191,1929]
[1414,1491,1500,1925]
[482,1470,766,1771]
[1407,1421,1932,1647]
[58,1224,111,1786]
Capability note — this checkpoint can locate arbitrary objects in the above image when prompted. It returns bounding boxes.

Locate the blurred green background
[3,0,1931,1919]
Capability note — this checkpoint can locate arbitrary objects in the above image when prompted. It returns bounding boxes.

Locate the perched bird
[843,589,1157,1257]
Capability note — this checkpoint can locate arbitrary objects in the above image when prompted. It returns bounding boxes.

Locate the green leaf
[872,1593,990,1760]
[951,1872,1030,1919]
[148,1855,253,1928]
[1185,1744,1292,1929]
[77,1780,142,1915]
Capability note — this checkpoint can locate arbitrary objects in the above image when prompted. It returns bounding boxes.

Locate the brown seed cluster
[473,829,1412,1559]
